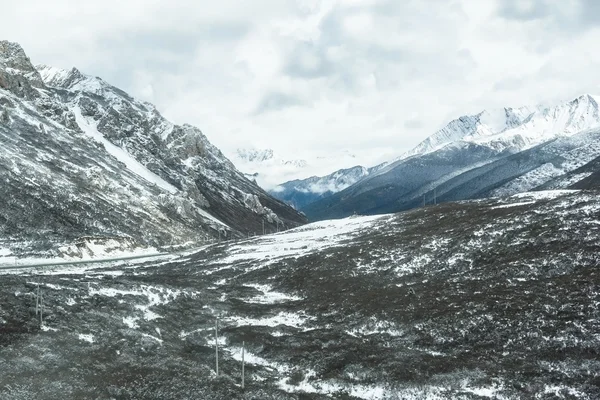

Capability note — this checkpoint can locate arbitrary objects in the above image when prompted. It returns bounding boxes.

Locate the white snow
[227,346,291,373]
[392,95,600,168]
[40,325,58,332]
[491,201,536,209]
[78,333,95,343]
[511,190,579,201]
[196,207,230,228]
[123,316,139,329]
[228,312,311,329]
[244,283,302,304]
[135,304,161,321]
[88,284,181,326]
[72,107,178,194]
[179,327,211,339]
[0,248,169,274]
[36,64,71,87]
[346,319,403,337]
[217,214,392,267]
[141,333,163,345]
[278,372,435,400]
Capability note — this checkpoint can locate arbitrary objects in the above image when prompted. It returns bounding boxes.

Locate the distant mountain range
[230,146,371,191]
[272,94,600,220]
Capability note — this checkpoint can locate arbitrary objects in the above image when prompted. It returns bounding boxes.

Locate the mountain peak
[0,40,29,67]
[236,148,275,162]
[0,40,45,91]
[571,93,600,108]
[36,64,105,93]
[397,94,600,163]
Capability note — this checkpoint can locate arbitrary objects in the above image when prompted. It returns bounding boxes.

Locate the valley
[1,190,598,399]
[1,35,600,400]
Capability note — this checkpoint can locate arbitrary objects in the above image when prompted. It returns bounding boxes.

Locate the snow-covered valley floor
[1,191,599,399]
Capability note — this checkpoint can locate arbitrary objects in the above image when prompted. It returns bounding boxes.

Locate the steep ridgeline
[0,41,306,256]
[303,95,600,221]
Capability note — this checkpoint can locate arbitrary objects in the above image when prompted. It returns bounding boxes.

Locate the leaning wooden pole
[35,283,40,315]
[39,290,43,325]
[215,317,219,376]
[241,341,245,390]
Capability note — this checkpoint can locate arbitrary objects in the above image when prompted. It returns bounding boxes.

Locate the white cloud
[2,0,600,183]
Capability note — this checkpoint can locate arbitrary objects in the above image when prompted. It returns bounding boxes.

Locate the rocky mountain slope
[1,190,598,399]
[302,95,600,221]
[0,41,305,257]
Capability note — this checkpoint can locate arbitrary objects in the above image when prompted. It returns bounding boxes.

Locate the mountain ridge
[295,94,600,220]
[0,40,306,257]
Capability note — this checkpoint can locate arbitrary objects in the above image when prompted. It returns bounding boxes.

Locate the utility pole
[39,290,43,325]
[35,283,40,315]
[422,194,425,207]
[215,316,219,376]
[241,341,245,390]
[262,220,265,236]
[434,188,437,205]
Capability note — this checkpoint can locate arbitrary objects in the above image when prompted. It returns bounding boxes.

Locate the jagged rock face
[0,41,306,256]
[0,41,44,100]
[0,41,44,85]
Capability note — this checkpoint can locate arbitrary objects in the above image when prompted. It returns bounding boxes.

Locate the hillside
[0,190,598,399]
[0,41,306,258]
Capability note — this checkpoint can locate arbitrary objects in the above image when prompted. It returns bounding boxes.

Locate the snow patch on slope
[218,214,392,266]
[72,107,178,194]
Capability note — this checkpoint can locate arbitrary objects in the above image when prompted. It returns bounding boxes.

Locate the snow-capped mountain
[270,165,371,209]
[396,96,600,163]
[231,147,373,191]
[0,41,305,257]
[302,95,600,221]
[234,148,308,168]
[231,147,308,187]
[234,148,306,167]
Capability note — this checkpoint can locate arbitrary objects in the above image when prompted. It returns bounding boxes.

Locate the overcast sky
[3,0,600,174]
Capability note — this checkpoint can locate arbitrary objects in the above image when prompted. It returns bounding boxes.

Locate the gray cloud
[253,91,304,115]
[284,41,333,79]
[4,0,600,181]
[580,0,600,25]
[404,118,424,130]
[497,0,551,21]
[497,0,600,33]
